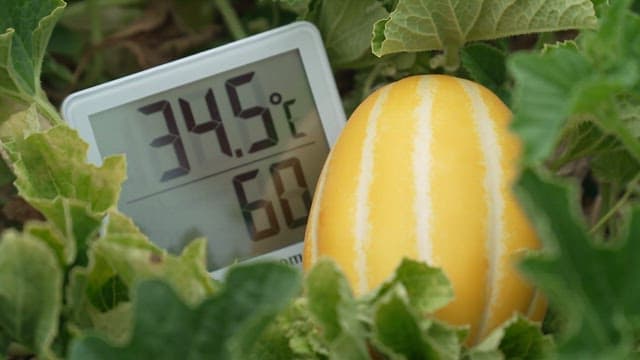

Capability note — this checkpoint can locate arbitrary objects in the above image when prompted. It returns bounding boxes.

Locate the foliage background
[0,0,639,359]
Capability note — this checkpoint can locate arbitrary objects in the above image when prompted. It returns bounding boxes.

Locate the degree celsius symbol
[270,92,305,139]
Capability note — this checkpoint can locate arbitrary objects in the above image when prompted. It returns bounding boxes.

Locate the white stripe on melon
[303,75,544,342]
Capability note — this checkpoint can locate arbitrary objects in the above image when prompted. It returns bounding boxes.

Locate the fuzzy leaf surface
[372,258,453,315]
[0,231,62,358]
[306,0,388,67]
[373,286,464,360]
[508,0,640,166]
[7,126,126,265]
[516,168,640,357]
[467,315,552,360]
[0,0,65,123]
[69,263,301,360]
[372,0,596,68]
[305,260,369,359]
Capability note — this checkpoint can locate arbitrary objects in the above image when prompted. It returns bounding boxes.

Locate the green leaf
[556,120,640,184]
[306,0,388,68]
[0,0,66,94]
[254,298,328,359]
[12,126,125,213]
[467,316,553,360]
[86,303,133,346]
[91,232,216,306]
[0,230,62,358]
[0,104,41,142]
[305,259,369,359]
[0,0,65,123]
[67,209,215,343]
[247,319,299,360]
[460,43,509,103]
[24,221,70,265]
[69,262,301,360]
[372,258,454,315]
[508,45,593,165]
[273,0,312,17]
[0,329,8,356]
[6,125,126,265]
[372,286,464,360]
[372,0,597,70]
[508,0,640,166]
[0,96,26,122]
[59,0,141,34]
[516,168,640,357]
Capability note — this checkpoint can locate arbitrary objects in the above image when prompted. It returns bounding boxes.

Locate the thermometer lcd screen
[89,49,329,270]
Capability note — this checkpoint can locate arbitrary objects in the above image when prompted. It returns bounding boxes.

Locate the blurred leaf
[11,126,124,213]
[0,230,62,358]
[461,43,509,103]
[87,302,133,346]
[172,0,215,32]
[372,258,454,315]
[508,0,640,167]
[3,126,126,265]
[270,0,312,17]
[372,0,596,70]
[59,0,142,34]
[516,168,640,357]
[24,221,70,265]
[69,263,301,360]
[0,0,66,94]
[372,286,465,360]
[0,0,65,123]
[66,210,215,344]
[90,234,216,307]
[508,45,592,165]
[306,0,388,68]
[247,320,299,360]
[0,159,12,190]
[0,104,40,143]
[0,330,8,356]
[305,260,369,359]
[47,25,85,58]
[42,54,75,86]
[252,298,328,359]
[467,316,553,360]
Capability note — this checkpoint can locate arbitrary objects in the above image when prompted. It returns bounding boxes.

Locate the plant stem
[35,96,63,125]
[86,0,104,84]
[590,174,640,234]
[272,1,281,27]
[62,0,144,18]
[214,0,247,40]
[362,62,385,100]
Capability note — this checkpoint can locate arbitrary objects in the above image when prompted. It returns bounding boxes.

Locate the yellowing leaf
[1,125,126,266]
[0,230,62,358]
[69,264,301,360]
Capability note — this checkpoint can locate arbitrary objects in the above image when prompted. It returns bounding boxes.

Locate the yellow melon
[303,74,545,343]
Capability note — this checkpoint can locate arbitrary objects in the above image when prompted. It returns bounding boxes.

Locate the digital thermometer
[62,22,346,275]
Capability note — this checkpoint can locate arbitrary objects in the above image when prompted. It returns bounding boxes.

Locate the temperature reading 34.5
[138,71,303,182]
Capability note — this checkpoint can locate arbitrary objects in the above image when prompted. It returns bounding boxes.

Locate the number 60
[232,157,312,241]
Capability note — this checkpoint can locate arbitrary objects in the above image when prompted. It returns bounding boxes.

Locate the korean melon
[303,74,545,342]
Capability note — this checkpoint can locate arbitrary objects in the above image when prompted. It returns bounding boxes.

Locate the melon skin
[303,74,545,342]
